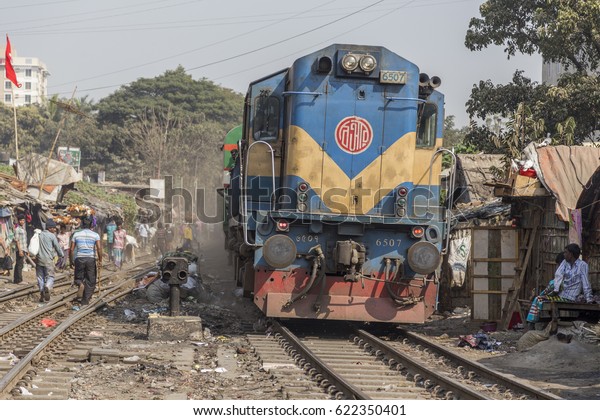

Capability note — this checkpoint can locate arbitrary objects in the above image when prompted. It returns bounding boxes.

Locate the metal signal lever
[161,257,188,316]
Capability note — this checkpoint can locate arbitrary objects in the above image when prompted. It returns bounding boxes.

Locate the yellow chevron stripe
[245,126,443,214]
[286,126,350,213]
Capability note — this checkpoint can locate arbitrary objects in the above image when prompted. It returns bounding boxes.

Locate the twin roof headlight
[341,53,377,73]
[341,54,359,72]
[359,55,376,72]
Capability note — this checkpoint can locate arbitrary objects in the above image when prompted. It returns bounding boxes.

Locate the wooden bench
[539,301,600,332]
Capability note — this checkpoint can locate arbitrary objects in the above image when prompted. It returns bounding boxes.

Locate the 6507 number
[375,238,399,247]
[296,235,319,243]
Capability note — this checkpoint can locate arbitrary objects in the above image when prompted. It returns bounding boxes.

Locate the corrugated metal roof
[16,152,82,186]
[454,154,504,203]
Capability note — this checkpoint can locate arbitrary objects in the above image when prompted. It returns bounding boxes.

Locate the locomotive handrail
[242,140,276,247]
[427,147,456,255]
[282,91,323,96]
[237,139,244,219]
[384,96,427,103]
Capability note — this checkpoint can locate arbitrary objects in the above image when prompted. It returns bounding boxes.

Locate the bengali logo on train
[335,116,373,154]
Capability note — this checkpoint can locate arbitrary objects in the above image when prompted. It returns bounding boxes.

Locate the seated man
[526,243,595,324]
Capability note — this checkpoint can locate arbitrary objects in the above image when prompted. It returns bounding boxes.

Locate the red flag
[5,35,21,88]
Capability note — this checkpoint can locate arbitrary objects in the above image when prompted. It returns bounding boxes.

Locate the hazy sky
[2,0,542,127]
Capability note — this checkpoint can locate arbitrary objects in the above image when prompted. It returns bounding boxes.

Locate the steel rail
[272,321,371,400]
[0,274,71,303]
[396,328,561,400]
[0,262,153,397]
[0,260,129,303]
[0,263,152,334]
[355,329,488,400]
[0,298,67,339]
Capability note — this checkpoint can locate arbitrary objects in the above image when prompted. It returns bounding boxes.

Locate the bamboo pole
[11,84,18,161]
[38,86,77,199]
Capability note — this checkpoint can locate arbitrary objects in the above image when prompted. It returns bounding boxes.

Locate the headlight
[297,202,308,212]
[359,54,376,72]
[263,235,297,269]
[341,54,359,72]
[407,242,441,274]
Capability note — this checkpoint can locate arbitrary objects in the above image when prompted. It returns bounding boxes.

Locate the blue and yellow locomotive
[222,44,452,323]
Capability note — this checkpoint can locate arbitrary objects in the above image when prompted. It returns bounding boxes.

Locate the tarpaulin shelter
[523,144,600,222]
[15,153,82,202]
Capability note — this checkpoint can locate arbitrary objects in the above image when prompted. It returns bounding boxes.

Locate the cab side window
[417,103,437,148]
[253,92,280,141]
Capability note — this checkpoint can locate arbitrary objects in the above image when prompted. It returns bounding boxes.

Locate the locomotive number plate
[375,238,401,247]
[296,235,319,243]
[380,70,407,84]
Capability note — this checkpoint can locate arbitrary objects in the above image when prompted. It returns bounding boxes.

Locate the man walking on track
[70,217,102,306]
[35,219,63,302]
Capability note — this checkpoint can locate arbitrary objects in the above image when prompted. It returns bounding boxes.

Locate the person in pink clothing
[55,223,71,271]
[112,223,127,269]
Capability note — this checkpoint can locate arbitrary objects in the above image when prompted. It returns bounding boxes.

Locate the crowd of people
[6,215,104,305]
[0,212,209,306]
[133,220,208,256]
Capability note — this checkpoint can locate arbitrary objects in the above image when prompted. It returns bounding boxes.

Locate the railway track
[0,253,568,400]
[0,259,154,399]
[247,321,561,400]
[0,261,131,307]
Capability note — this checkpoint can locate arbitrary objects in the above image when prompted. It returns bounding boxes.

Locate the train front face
[244,44,446,323]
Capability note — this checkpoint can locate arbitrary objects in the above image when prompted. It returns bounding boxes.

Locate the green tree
[96,66,243,127]
[94,66,243,184]
[464,2,600,149]
[0,67,244,187]
[465,0,600,71]
[125,106,183,179]
[443,115,469,149]
[58,112,112,174]
[494,103,545,158]
[0,104,57,157]
[465,70,600,148]
[181,120,227,190]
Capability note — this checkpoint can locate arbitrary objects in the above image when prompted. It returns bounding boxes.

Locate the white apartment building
[542,58,597,85]
[0,51,49,106]
[541,61,567,86]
